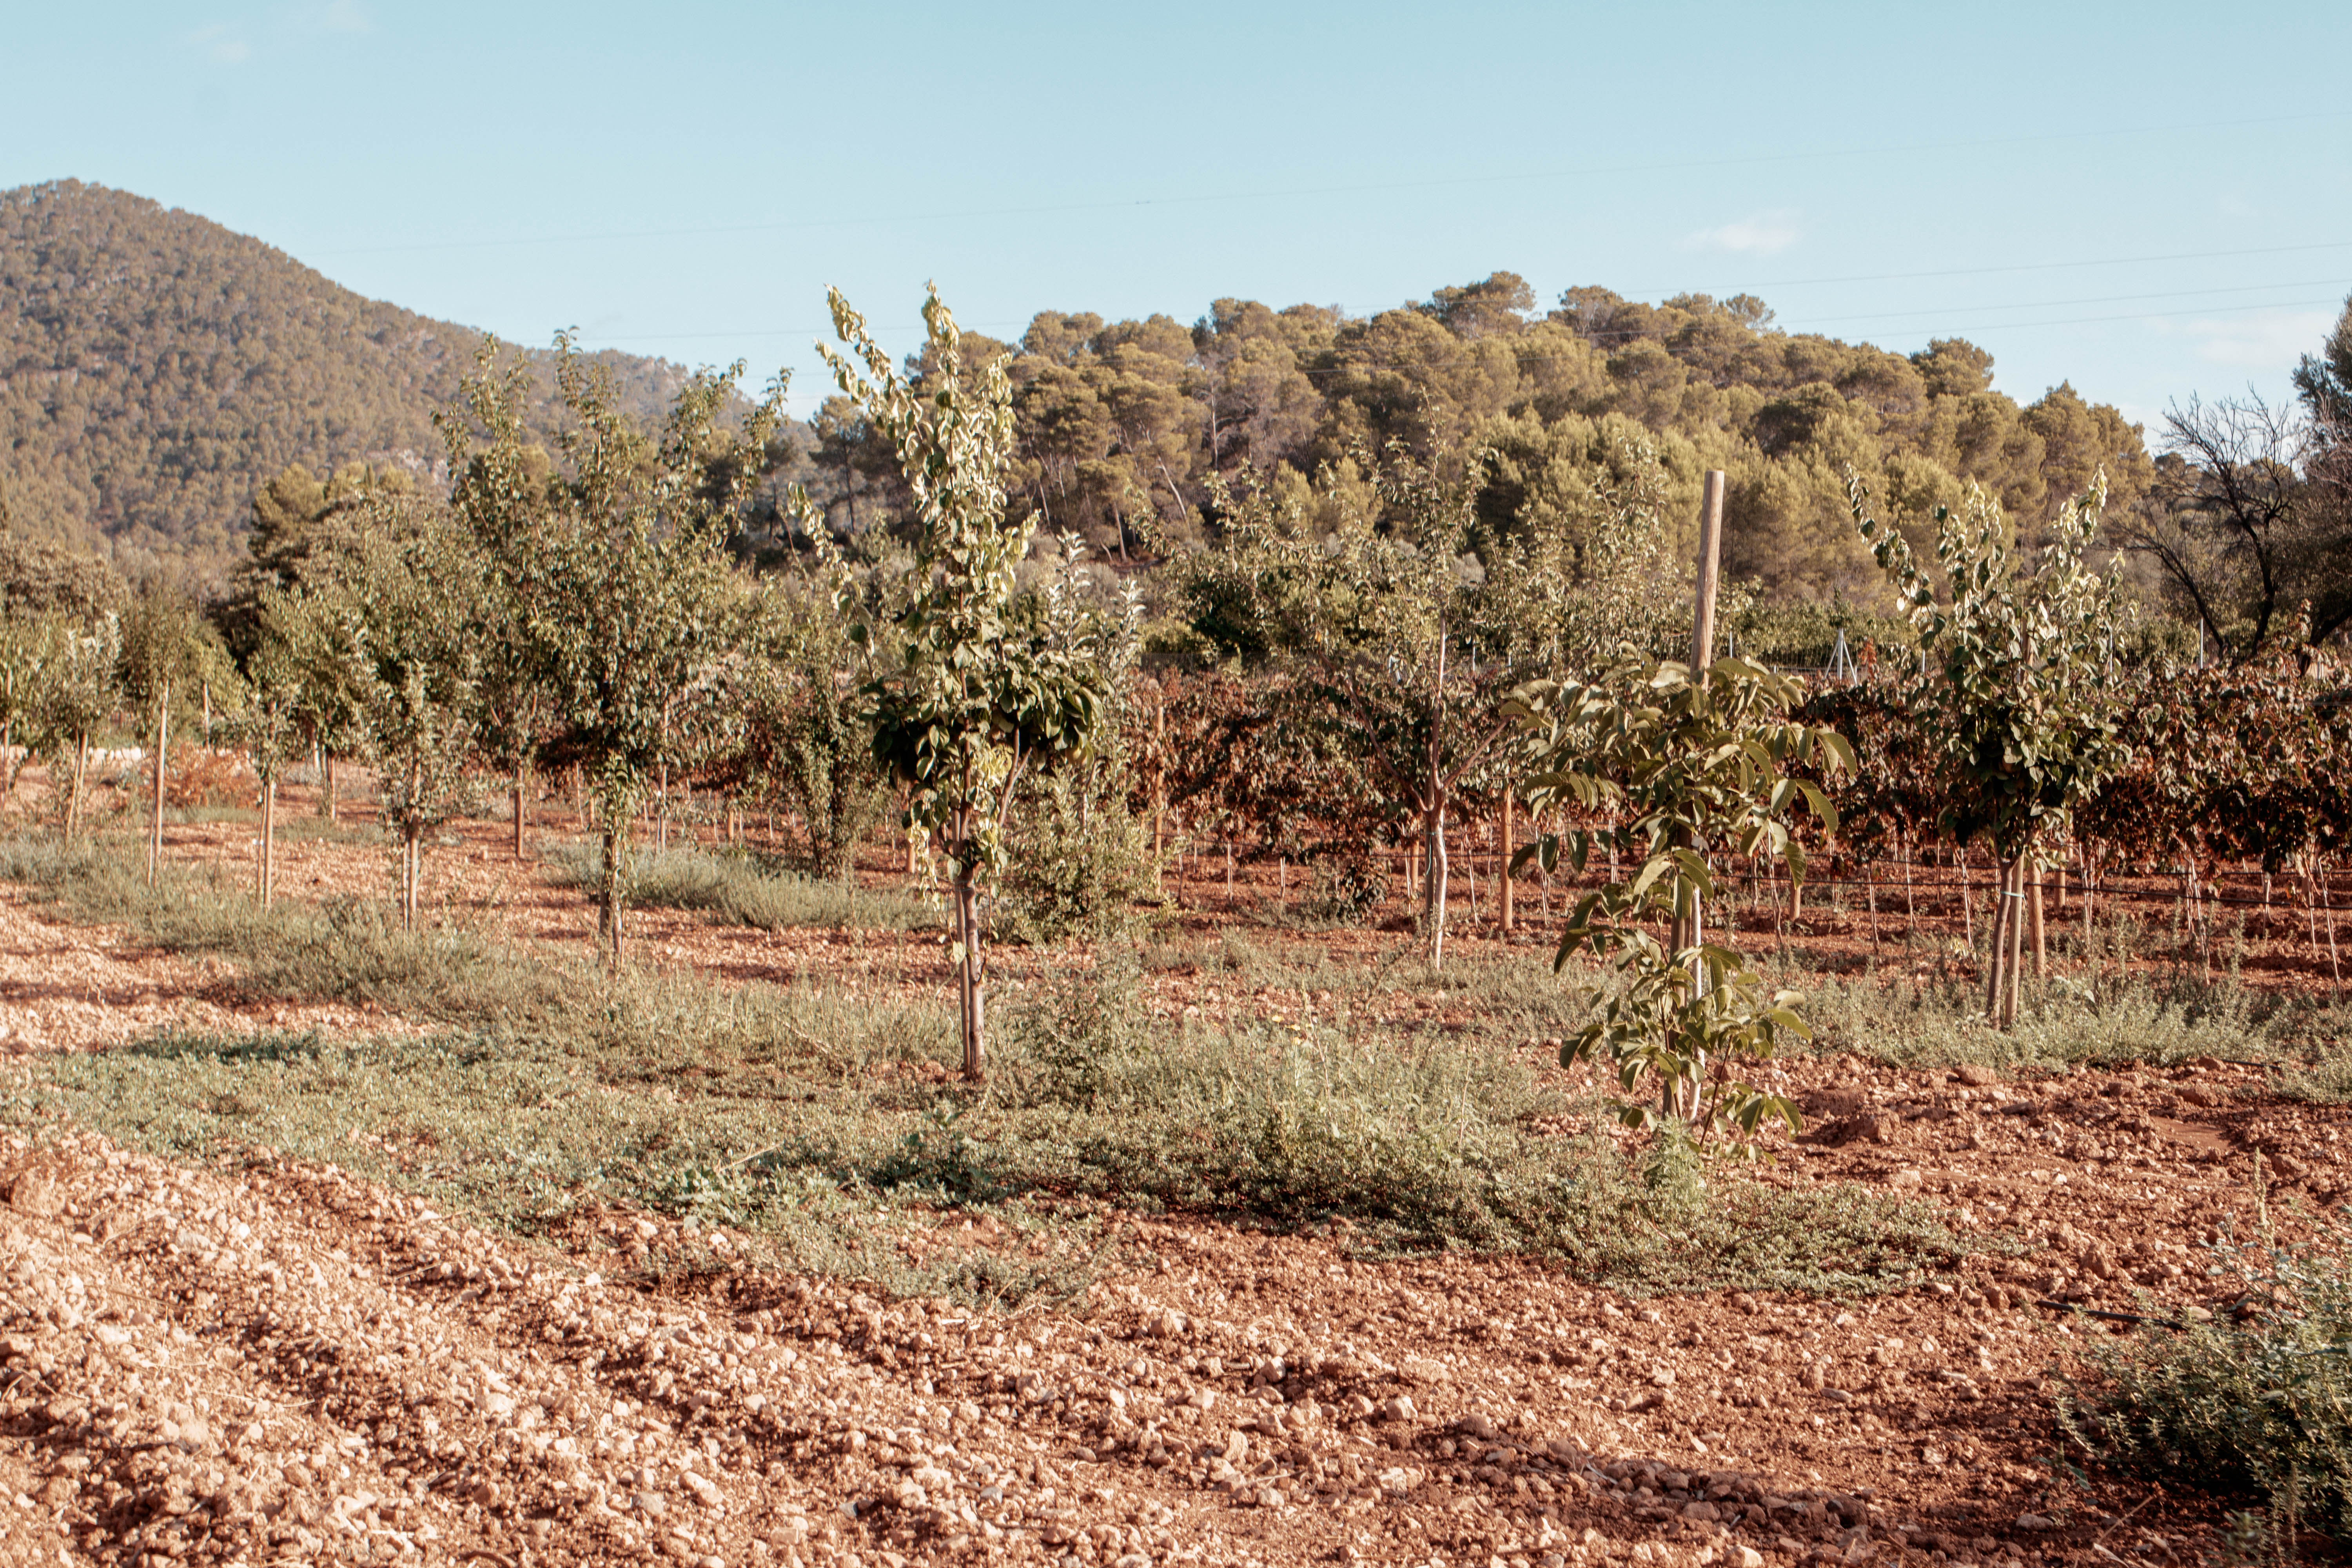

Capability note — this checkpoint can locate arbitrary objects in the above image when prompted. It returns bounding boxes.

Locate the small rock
[2013,1514,2053,1532]
[1736,1550,1764,1568]
[1682,1501,1720,1523]
[637,1491,670,1517]
[1955,1064,1999,1087]
[6,1169,61,1218]
[1381,1396,1416,1422]
[1888,1169,1924,1191]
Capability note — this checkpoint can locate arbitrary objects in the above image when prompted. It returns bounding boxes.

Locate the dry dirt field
[1,774,2344,1568]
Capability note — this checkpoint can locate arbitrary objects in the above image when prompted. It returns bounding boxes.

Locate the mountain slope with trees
[0,180,686,581]
[803,272,2158,603]
[1,181,2167,603]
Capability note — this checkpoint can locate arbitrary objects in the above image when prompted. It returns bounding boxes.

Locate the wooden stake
[1690,470,1726,673]
[2029,862,2047,978]
[1671,471,1726,962]
[1499,792,1515,934]
[147,680,169,887]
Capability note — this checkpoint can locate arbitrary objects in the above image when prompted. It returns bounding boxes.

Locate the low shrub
[2062,1219,2352,1546]
[544,840,931,932]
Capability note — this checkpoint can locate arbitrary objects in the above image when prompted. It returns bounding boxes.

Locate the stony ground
[1,775,2345,1568]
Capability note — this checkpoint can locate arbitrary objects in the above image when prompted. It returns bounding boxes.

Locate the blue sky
[8,1,2350,430]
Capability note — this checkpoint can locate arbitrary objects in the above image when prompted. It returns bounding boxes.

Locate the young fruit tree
[798,287,1106,1080]
[443,336,783,965]
[1168,445,1509,969]
[1852,473,2130,1027]
[231,597,311,906]
[305,515,486,931]
[1506,654,1851,1136]
[116,577,227,886]
[31,613,119,840]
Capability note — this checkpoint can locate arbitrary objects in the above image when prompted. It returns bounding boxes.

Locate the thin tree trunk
[2308,857,2324,965]
[513,759,529,859]
[1901,832,1916,940]
[1427,799,1450,971]
[1982,852,2012,1022]
[65,729,89,841]
[2004,858,2026,1028]
[1864,860,1879,957]
[1465,820,1479,927]
[259,774,277,906]
[599,818,627,968]
[1152,695,1167,897]
[2029,862,2047,978]
[323,751,338,826]
[399,832,416,933]
[2083,840,2098,993]
[1499,791,1515,934]
[954,866,985,1080]
[147,681,170,887]
[2325,862,2343,1000]
[1961,840,1976,951]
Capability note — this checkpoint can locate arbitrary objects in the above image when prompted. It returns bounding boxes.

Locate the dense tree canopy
[808,271,2158,603]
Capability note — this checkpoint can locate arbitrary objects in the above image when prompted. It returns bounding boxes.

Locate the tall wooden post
[1690,471,1725,675]
[1670,471,1725,960]
[1666,472,1725,1122]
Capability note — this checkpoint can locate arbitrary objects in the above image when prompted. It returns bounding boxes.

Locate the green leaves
[1558,929,1806,1142]
[1850,472,2130,862]
[796,289,1114,1076]
[1508,651,1847,1140]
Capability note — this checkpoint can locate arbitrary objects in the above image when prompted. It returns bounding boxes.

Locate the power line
[308,108,2352,259]
[1627,239,2352,296]
[1784,279,2352,328]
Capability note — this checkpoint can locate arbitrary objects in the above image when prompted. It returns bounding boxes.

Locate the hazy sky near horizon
[7,1,2350,428]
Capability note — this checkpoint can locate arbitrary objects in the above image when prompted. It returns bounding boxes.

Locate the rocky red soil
[1,769,2343,1567]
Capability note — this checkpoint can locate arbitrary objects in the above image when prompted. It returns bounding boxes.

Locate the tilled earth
[0,1076,2314,1568]
[2,784,2346,1567]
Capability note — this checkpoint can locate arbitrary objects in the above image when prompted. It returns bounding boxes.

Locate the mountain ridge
[0,179,687,582]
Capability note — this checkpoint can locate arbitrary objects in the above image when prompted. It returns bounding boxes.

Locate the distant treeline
[791,272,2154,603]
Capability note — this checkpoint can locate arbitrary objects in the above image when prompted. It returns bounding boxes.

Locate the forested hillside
[0,180,684,580]
[1,182,2156,601]
[863,274,2157,602]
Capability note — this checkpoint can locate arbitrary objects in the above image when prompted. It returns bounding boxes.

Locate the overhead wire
[308,106,2352,258]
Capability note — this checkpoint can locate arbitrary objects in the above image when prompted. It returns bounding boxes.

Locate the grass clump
[2062,1219,2352,1546]
[979,955,1965,1294]
[0,835,559,1025]
[545,840,930,932]
[1,829,1968,1305]
[25,1016,1100,1312]
[1802,960,2292,1073]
